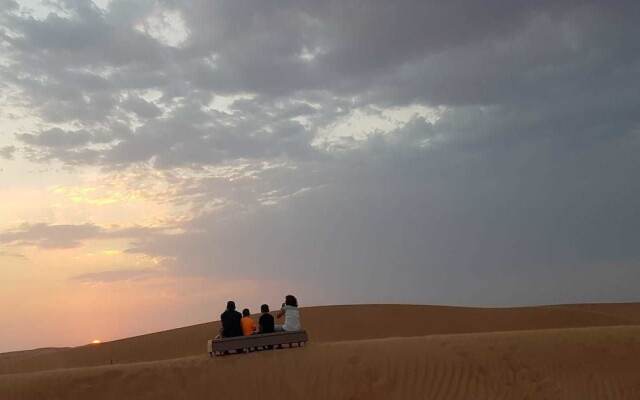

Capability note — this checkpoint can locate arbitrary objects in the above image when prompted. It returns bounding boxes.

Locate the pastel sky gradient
[1,0,640,352]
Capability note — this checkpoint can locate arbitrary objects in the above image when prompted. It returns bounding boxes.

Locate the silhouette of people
[220,300,243,338]
[259,304,275,334]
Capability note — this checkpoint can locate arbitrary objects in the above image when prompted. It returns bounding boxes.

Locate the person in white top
[275,294,301,331]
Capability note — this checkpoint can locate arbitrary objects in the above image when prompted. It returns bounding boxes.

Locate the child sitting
[258,304,275,334]
[241,308,256,336]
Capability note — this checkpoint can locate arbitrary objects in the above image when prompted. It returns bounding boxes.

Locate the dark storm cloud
[103,94,318,168]
[1,1,639,305]
[126,112,640,305]
[2,0,638,166]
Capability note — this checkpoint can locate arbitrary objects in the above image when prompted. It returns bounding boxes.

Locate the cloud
[120,95,162,119]
[17,128,96,149]
[0,145,16,160]
[71,268,160,283]
[1,1,640,305]
[1,1,637,170]
[120,111,640,304]
[0,223,163,249]
[0,250,27,259]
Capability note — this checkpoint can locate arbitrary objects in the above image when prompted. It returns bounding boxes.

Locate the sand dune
[0,348,67,362]
[2,303,639,375]
[2,303,640,399]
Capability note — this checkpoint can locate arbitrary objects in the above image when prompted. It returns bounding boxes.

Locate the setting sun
[91,339,101,345]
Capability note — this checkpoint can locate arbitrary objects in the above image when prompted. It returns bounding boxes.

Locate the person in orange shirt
[241,308,256,336]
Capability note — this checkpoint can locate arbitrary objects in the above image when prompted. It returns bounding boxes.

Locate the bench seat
[208,330,308,356]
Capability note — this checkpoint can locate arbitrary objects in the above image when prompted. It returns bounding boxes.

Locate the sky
[1,0,639,352]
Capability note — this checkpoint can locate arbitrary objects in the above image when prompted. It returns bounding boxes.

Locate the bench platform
[208,330,308,356]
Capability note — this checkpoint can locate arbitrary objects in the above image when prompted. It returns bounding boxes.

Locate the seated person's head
[226,301,236,311]
[261,304,269,313]
[242,308,250,317]
[285,294,298,307]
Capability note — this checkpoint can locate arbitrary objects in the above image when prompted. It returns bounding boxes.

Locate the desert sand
[2,303,640,399]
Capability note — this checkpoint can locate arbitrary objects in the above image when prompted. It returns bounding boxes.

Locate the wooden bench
[208,330,309,356]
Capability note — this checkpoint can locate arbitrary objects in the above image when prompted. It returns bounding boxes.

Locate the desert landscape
[2,303,640,399]
[2,1,640,399]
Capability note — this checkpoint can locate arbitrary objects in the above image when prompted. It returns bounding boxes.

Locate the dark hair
[226,301,236,311]
[242,308,250,317]
[285,294,298,307]
[261,304,270,313]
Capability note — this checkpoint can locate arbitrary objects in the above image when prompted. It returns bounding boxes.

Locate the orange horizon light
[91,339,101,344]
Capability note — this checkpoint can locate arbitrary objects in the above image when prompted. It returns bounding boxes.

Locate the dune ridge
[2,303,640,399]
[3,303,639,375]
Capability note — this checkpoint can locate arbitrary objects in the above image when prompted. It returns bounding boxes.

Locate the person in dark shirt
[258,304,275,334]
[220,300,243,338]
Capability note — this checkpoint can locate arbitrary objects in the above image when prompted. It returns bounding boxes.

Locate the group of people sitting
[218,294,301,338]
